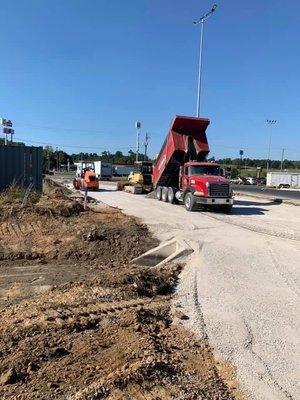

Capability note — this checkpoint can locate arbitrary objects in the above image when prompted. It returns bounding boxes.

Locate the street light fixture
[0,118,14,145]
[266,119,277,173]
[194,4,217,117]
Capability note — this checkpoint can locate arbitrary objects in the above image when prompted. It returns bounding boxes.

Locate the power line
[14,137,135,150]
[15,124,109,134]
[209,142,298,152]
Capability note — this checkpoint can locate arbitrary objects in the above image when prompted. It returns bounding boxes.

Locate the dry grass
[0,182,40,206]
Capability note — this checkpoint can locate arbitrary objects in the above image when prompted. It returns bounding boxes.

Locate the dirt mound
[36,196,84,217]
[0,265,240,400]
[0,189,154,265]
[133,264,182,297]
[146,190,156,199]
[0,183,242,400]
[43,178,72,197]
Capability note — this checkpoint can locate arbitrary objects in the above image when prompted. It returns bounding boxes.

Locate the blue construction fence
[0,145,43,192]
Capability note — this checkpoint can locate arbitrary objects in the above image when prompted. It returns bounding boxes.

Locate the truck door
[291,174,297,188]
[181,166,189,190]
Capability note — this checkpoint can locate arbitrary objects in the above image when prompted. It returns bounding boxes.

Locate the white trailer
[75,162,94,178]
[266,171,300,188]
[113,165,134,177]
[94,161,112,180]
[75,161,112,180]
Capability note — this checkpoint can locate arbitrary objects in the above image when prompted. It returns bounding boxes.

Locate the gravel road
[88,186,299,400]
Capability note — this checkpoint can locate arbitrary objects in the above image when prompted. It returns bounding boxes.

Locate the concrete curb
[131,239,194,267]
[234,191,300,206]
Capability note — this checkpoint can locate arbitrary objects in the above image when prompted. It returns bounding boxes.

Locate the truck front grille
[209,183,229,197]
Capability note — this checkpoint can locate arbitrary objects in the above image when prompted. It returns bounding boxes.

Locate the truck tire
[156,186,162,201]
[167,187,175,203]
[184,192,197,212]
[161,186,169,202]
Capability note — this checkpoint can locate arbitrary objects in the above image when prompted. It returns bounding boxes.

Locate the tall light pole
[281,148,285,171]
[266,119,277,173]
[144,132,150,160]
[194,4,217,117]
[135,121,141,162]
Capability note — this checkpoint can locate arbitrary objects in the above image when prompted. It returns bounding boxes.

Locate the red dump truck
[152,115,233,212]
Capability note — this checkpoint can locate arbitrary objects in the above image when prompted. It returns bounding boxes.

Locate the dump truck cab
[180,161,226,192]
[179,161,233,210]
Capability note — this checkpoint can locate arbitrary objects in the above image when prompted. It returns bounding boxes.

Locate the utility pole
[194,4,217,117]
[135,121,141,162]
[56,147,59,171]
[281,148,285,171]
[266,119,277,173]
[239,149,244,176]
[144,132,150,160]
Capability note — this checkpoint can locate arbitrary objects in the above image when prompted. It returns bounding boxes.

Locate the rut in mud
[0,181,242,400]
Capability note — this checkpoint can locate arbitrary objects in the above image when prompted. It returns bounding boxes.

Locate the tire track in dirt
[12,295,171,334]
[0,221,43,237]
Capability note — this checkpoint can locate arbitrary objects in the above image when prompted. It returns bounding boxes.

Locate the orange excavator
[73,168,99,191]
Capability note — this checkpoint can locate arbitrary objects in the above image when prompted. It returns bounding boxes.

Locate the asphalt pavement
[232,184,300,201]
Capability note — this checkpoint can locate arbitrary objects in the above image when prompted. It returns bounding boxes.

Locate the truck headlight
[205,182,210,188]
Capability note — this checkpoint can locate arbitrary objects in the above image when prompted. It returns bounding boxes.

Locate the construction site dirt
[0,181,242,400]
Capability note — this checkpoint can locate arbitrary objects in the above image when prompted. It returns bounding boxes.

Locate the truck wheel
[161,186,169,202]
[167,187,175,203]
[184,192,196,212]
[156,186,162,201]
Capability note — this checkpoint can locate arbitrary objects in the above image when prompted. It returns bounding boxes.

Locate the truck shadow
[97,188,118,192]
[209,205,268,216]
[229,206,269,216]
[234,199,282,207]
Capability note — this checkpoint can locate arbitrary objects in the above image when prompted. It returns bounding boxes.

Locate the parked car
[257,178,266,185]
[246,177,257,185]
[232,177,249,185]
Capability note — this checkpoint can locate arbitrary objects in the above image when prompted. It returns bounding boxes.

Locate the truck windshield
[189,165,220,176]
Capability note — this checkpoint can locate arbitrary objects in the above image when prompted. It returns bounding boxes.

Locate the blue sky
[0,0,299,160]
